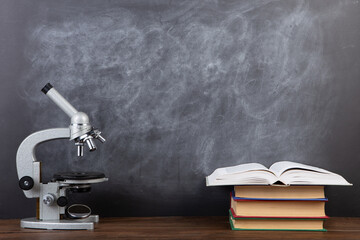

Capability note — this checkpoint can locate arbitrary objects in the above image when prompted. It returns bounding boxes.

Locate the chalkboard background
[0,0,359,218]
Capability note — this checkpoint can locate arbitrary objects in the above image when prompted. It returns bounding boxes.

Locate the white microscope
[16,83,107,230]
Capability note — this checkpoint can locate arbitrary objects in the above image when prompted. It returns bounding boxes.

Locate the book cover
[231,191,328,201]
[229,209,327,231]
[234,185,325,199]
[230,192,327,217]
[229,208,329,219]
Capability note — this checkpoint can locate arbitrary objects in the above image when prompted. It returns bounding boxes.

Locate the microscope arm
[16,128,70,198]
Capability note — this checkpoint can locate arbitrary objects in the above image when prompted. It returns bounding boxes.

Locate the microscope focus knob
[19,176,34,190]
[57,196,68,207]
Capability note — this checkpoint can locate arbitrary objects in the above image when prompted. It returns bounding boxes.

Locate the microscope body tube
[40,83,105,155]
[42,83,78,118]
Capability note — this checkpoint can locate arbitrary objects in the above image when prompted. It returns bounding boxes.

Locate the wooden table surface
[0,217,360,240]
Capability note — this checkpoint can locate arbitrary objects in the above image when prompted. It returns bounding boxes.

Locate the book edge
[229,215,327,231]
[231,191,329,202]
[229,208,329,220]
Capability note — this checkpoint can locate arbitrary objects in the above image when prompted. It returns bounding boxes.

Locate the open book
[206,161,352,186]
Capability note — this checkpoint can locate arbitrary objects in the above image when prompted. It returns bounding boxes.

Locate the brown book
[231,196,326,217]
[229,214,326,231]
[234,185,325,199]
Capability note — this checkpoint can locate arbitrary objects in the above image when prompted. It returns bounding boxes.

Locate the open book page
[280,170,351,185]
[269,161,351,185]
[206,163,278,186]
[269,161,331,176]
[209,163,268,179]
[206,161,352,186]
[220,163,268,175]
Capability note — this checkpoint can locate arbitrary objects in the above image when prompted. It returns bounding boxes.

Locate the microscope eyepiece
[41,83,53,94]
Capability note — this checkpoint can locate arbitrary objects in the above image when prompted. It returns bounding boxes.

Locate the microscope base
[20,215,99,230]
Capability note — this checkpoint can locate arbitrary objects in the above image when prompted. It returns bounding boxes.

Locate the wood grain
[0,217,359,240]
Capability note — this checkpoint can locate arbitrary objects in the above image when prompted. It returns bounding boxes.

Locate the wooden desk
[0,217,359,239]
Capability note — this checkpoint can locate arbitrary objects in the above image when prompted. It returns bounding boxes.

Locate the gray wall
[0,0,359,218]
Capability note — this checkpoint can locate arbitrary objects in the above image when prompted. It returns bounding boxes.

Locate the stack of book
[206,161,352,231]
[230,186,328,231]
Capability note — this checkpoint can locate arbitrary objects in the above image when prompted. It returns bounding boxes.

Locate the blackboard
[0,0,359,218]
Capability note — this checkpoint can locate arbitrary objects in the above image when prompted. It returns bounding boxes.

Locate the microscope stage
[53,172,108,184]
[53,172,105,180]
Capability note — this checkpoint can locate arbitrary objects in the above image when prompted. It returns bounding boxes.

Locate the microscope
[16,83,107,230]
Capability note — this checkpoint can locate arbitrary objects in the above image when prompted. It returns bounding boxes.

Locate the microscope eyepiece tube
[41,83,78,118]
